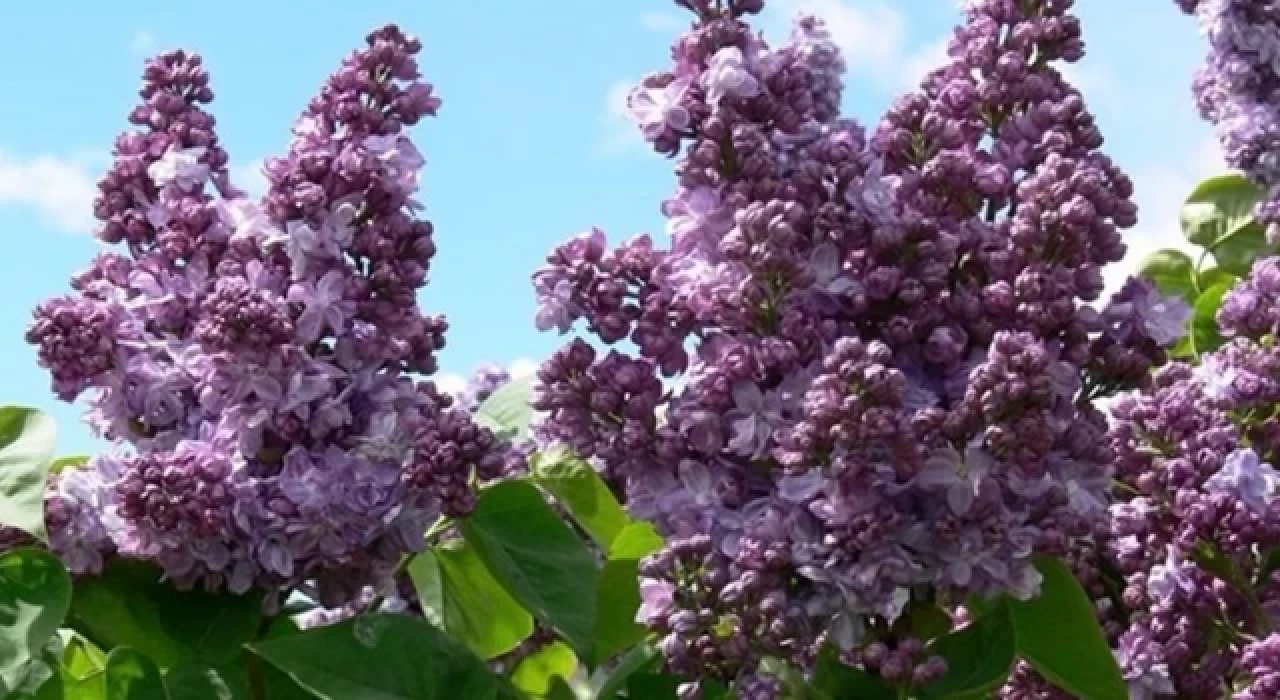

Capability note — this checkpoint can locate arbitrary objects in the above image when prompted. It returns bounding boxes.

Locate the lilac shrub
[532,0,1183,694]
[26,27,507,604]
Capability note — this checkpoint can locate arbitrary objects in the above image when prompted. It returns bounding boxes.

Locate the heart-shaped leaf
[407,540,534,660]
[473,376,537,442]
[249,613,519,699]
[1137,249,1197,303]
[919,601,1015,699]
[1181,173,1264,248]
[1008,556,1126,700]
[459,481,598,658]
[70,559,262,669]
[0,407,57,542]
[0,549,72,691]
[530,446,629,550]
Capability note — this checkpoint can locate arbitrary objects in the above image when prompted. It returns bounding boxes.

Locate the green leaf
[1008,555,1126,700]
[809,645,894,700]
[530,447,629,550]
[0,407,57,542]
[0,548,73,691]
[592,558,646,666]
[163,664,244,700]
[50,455,91,475]
[607,523,663,561]
[701,680,731,700]
[588,523,664,666]
[1181,173,1265,247]
[1137,249,1197,303]
[70,559,263,669]
[406,550,444,629]
[61,632,108,681]
[898,600,954,643]
[510,641,577,699]
[104,649,168,700]
[248,613,518,700]
[624,673,682,699]
[919,601,1015,699]
[252,617,317,699]
[460,481,599,658]
[473,376,537,442]
[1198,265,1239,292]
[57,633,109,700]
[407,541,534,660]
[27,674,63,700]
[1176,282,1232,358]
[63,673,107,700]
[59,646,108,700]
[6,644,64,700]
[589,644,661,700]
[1213,221,1272,276]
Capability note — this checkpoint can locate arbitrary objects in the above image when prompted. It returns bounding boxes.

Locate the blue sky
[0,0,1217,454]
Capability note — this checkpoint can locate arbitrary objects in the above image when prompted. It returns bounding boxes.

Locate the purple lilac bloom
[1087,277,1191,396]
[25,28,506,602]
[1178,0,1280,240]
[1088,258,1280,697]
[457,363,512,412]
[532,0,1142,693]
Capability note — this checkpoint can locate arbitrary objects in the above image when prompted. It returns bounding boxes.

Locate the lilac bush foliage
[1178,0,1280,239]
[26,27,508,604]
[533,0,1184,692]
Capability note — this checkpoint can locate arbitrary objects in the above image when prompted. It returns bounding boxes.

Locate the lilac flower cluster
[533,0,1180,692]
[1082,255,1280,698]
[26,27,506,602]
[458,363,512,412]
[1177,0,1280,238]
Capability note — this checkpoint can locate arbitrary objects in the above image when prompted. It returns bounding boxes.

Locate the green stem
[245,614,276,700]
[1188,248,1210,358]
[1193,542,1272,636]
[245,649,267,700]
[1192,248,1209,297]
[424,515,453,541]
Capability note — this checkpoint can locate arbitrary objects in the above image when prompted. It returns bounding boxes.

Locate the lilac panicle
[533,0,1172,692]
[1178,0,1280,240]
[1070,255,1280,698]
[26,27,504,602]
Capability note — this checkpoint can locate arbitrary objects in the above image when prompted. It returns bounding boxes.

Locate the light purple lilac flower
[26,28,506,602]
[1178,0,1280,240]
[533,0,1137,693]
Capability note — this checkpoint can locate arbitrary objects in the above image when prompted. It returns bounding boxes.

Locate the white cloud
[434,372,467,396]
[0,151,99,234]
[230,160,269,198]
[901,36,950,89]
[765,0,907,81]
[437,357,541,398]
[1059,60,1118,107]
[1105,136,1226,295]
[602,0,962,153]
[509,357,539,379]
[640,12,684,33]
[130,31,156,56]
[0,150,290,236]
[597,80,642,156]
